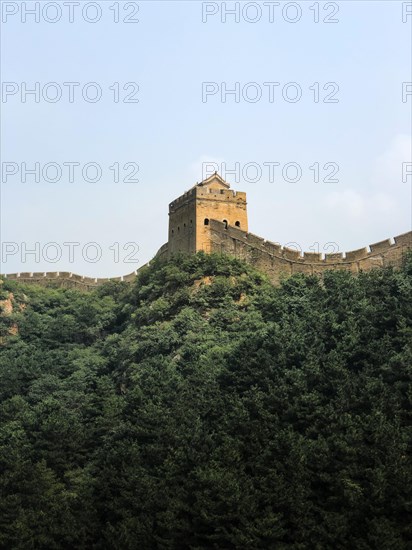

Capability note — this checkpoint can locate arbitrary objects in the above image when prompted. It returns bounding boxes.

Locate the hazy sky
[1,0,411,276]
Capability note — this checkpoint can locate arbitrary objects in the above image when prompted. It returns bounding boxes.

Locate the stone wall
[1,243,169,291]
[2,222,412,291]
[207,220,412,284]
[168,188,197,255]
[195,188,248,254]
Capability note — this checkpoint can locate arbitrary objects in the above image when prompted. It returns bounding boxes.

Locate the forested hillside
[0,253,411,549]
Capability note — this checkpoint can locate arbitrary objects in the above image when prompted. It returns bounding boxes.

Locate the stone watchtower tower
[168,173,248,256]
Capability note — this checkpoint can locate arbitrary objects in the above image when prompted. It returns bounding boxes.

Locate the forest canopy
[0,253,411,549]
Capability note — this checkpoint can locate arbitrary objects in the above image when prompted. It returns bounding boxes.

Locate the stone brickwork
[168,173,247,256]
[1,243,169,291]
[207,220,412,285]
[2,269,140,291]
[2,175,411,289]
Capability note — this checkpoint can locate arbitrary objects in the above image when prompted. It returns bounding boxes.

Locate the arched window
[235,221,240,227]
[172,229,174,235]
[204,218,209,226]
[178,226,180,232]
[223,219,228,229]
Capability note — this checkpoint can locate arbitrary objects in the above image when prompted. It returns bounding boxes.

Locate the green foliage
[0,253,411,548]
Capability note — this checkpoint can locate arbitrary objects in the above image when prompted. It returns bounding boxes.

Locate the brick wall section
[1,243,169,291]
[194,187,248,253]
[207,220,412,285]
[4,174,411,289]
[2,225,411,290]
[168,188,197,256]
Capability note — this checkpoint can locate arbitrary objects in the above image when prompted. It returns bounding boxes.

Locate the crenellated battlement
[2,270,141,290]
[2,226,411,290]
[195,187,245,201]
[169,186,246,213]
[2,175,411,290]
[169,188,197,210]
[208,220,411,260]
[1,243,169,290]
[207,219,412,283]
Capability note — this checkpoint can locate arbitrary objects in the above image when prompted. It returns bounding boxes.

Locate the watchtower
[168,173,248,256]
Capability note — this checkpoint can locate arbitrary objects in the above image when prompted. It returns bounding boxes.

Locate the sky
[1,0,411,276]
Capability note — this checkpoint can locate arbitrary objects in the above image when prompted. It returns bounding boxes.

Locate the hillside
[0,253,411,549]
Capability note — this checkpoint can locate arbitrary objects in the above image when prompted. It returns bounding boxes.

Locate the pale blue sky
[1,0,411,276]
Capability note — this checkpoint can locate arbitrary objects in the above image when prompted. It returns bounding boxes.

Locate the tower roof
[192,172,230,190]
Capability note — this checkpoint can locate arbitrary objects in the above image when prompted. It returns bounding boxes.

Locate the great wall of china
[2,175,411,289]
[207,221,412,284]
[0,243,169,291]
[2,225,411,290]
